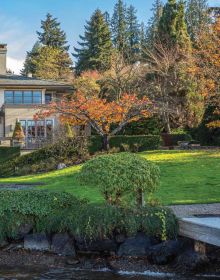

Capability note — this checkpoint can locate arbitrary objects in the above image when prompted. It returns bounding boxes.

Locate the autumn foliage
[36,92,153,149]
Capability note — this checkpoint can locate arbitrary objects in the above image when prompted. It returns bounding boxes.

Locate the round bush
[78,153,160,206]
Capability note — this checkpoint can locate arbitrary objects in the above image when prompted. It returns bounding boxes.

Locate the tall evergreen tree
[140,22,147,59]
[158,0,191,50]
[37,13,69,50]
[176,0,192,50]
[111,0,128,55]
[158,0,178,46]
[146,0,163,47]
[104,11,111,26]
[74,9,113,74]
[22,15,72,79]
[126,5,140,62]
[185,0,210,41]
[32,46,72,80]
[21,41,41,76]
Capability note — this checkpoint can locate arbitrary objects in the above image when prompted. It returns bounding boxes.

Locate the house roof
[0,74,73,90]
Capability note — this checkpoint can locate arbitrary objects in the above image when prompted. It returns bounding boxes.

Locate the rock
[4,242,23,251]
[147,240,184,265]
[66,258,80,265]
[76,238,117,253]
[175,250,209,272]
[24,233,50,251]
[57,163,67,170]
[0,240,9,249]
[115,234,126,244]
[15,223,33,240]
[51,233,76,256]
[117,233,152,257]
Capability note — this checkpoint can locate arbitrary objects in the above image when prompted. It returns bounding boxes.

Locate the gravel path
[0,184,39,190]
[169,203,220,218]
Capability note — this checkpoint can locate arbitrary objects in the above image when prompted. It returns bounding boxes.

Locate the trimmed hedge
[89,135,161,153]
[0,147,20,163]
[0,190,178,242]
[0,138,88,177]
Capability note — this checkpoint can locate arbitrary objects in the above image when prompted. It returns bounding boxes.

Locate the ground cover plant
[0,150,220,205]
[0,190,177,242]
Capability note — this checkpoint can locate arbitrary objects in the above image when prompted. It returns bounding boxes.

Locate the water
[0,267,219,280]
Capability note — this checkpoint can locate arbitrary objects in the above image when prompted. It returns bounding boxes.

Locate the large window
[5,90,42,104]
[20,119,53,138]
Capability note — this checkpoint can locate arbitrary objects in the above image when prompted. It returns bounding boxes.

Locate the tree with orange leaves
[35,93,153,150]
[194,16,220,131]
[195,16,220,100]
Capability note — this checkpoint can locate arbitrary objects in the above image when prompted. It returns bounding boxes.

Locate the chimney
[0,44,7,75]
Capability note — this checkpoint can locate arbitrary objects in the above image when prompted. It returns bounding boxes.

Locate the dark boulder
[15,223,33,240]
[0,239,9,249]
[175,250,209,272]
[76,238,117,253]
[147,240,184,265]
[51,233,76,256]
[24,233,50,251]
[117,233,153,257]
[115,234,126,244]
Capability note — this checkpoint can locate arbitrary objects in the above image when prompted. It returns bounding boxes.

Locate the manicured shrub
[0,190,177,242]
[89,135,161,153]
[78,153,160,207]
[0,137,88,177]
[12,121,25,141]
[0,147,20,163]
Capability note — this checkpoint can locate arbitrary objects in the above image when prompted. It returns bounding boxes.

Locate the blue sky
[0,0,219,73]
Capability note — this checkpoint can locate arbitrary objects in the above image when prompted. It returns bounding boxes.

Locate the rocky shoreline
[0,229,220,277]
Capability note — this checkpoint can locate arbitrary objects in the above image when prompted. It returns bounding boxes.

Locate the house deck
[178,216,220,247]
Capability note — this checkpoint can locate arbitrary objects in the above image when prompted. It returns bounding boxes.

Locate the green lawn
[0,150,220,205]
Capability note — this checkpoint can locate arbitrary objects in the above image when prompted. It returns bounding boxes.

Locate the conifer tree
[158,0,191,50]
[21,41,41,76]
[158,0,178,46]
[32,46,72,80]
[146,0,163,47]
[185,0,209,41]
[126,5,140,62]
[140,22,147,59]
[176,0,192,51]
[74,9,113,74]
[37,13,69,50]
[111,0,128,56]
[13,121,25,141]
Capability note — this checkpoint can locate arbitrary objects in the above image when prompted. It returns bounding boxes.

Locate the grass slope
[0,150,220,205]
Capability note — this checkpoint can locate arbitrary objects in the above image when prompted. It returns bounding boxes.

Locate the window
[33,91,42,104]
[14,91,23,104]
[4,90,42,104]
[45,93,52,104]
[20,119,53,138]
[23,91,32,104]
[5,91,13,104]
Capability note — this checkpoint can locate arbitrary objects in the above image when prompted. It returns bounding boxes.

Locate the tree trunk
[102,134,110,151]
[162,111,171,134]
[136,189,145,207]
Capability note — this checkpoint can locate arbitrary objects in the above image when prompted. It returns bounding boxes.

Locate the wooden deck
[178,217,220,247]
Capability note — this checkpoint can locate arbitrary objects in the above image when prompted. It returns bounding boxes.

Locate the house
[0,43,73,149]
